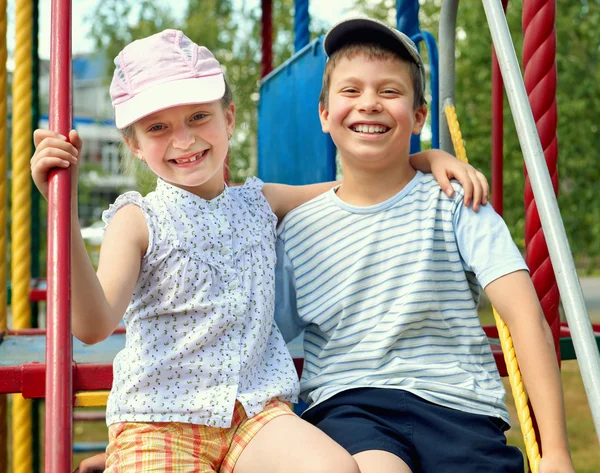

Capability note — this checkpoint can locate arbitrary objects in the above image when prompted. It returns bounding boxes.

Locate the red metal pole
[261,0,273,78]
[522,0,560,363]
[522,0,560,457]
[491,0,509,216]
[45,0,73,471]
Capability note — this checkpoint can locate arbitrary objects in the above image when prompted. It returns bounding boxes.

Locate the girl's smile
[127,102,235,199]
[168,149,209,166]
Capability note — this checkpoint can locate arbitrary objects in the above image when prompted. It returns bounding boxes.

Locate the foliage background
[87,0,600,266]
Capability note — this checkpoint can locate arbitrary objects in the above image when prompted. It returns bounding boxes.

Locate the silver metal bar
[438,0,459,154]
[482,0,600,443]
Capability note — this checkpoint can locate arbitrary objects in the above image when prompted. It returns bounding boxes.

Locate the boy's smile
[350,122,391,136]
[319,53,426,171]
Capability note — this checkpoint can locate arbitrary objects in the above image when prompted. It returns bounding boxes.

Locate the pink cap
[109,29,225,129]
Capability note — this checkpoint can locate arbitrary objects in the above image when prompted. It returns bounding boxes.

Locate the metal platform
[2,323,598,397]
[0,331,124,396]
[0,332,125,366]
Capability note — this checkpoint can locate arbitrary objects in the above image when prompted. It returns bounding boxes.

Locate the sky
[29,0,365,59]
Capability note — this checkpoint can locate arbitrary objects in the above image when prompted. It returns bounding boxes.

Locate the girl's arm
[263,149,489,221]
[72,205,147,344]
[32,129,147,344]
[485,272,574,473]
[262,181,340,221]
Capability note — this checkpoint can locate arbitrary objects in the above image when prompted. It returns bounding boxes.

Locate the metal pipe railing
[482,0,600,443]
[438,0,458,154]
[46,0,73,470]
[491,0,509,215]
[411,31,440,150]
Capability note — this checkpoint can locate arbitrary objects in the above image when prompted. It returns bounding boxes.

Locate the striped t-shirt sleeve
[275,237,305,343]
[453,200,529,289]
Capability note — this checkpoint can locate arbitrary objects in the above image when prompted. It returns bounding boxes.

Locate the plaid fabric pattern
[105,399,293,472]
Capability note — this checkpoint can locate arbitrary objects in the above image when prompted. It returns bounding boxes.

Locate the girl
[32,30,488,473]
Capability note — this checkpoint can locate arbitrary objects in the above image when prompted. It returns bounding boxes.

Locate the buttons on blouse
[220,246,230,256]
[228,280,240,291]
[228,342,237,351]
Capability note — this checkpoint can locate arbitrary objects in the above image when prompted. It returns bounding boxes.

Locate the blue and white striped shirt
[275,171,528,424]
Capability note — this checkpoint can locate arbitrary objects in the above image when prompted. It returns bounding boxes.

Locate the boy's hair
[319,41,426,110]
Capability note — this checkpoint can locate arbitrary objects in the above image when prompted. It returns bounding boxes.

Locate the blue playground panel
[0,333,126,366]
[258,37,336,185]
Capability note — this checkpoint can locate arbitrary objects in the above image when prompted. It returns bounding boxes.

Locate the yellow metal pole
[11,0,33,472]
[0,0,5,335]
[0,0,8,469]
[74,391,110,408]
[445,102,541,473]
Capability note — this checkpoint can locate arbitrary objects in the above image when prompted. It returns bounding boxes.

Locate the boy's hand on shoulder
[539,451,575,473]
[429,152,489,211]
[31,129,82,201]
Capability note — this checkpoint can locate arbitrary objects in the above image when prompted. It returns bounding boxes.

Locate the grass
[478,305,600,472]
[502,361,599,472]
[72,412,109,469]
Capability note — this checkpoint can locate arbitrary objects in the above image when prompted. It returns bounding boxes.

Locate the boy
[275,17,574,473]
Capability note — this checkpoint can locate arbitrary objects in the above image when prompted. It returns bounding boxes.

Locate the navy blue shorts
[302,388,524,473]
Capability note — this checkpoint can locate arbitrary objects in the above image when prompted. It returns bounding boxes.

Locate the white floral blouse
[103,177,299,428]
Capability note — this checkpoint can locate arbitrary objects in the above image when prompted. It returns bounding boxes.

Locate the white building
[39,54,136,223]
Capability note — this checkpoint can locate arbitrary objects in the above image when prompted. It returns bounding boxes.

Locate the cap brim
[324,17,421,66]
[114,74,225,129]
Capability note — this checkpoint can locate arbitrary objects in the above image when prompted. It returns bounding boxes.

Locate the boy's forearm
[509,316,570,452]
[485,272,571,454]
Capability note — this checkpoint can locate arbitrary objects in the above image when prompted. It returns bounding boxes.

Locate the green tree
[88,0,178,65]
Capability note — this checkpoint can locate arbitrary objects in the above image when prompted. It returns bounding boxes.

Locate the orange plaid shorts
[105,399,294,472]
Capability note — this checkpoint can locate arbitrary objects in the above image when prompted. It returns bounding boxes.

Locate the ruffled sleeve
[243,176,264,192]
[236,176,266,205]
[235,177,277,228]
[101,191,156,257]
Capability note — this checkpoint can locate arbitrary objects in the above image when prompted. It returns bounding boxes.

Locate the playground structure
[0,0,599,472]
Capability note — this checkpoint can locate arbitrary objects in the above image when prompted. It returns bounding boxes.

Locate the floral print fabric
[103,177,299,428]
